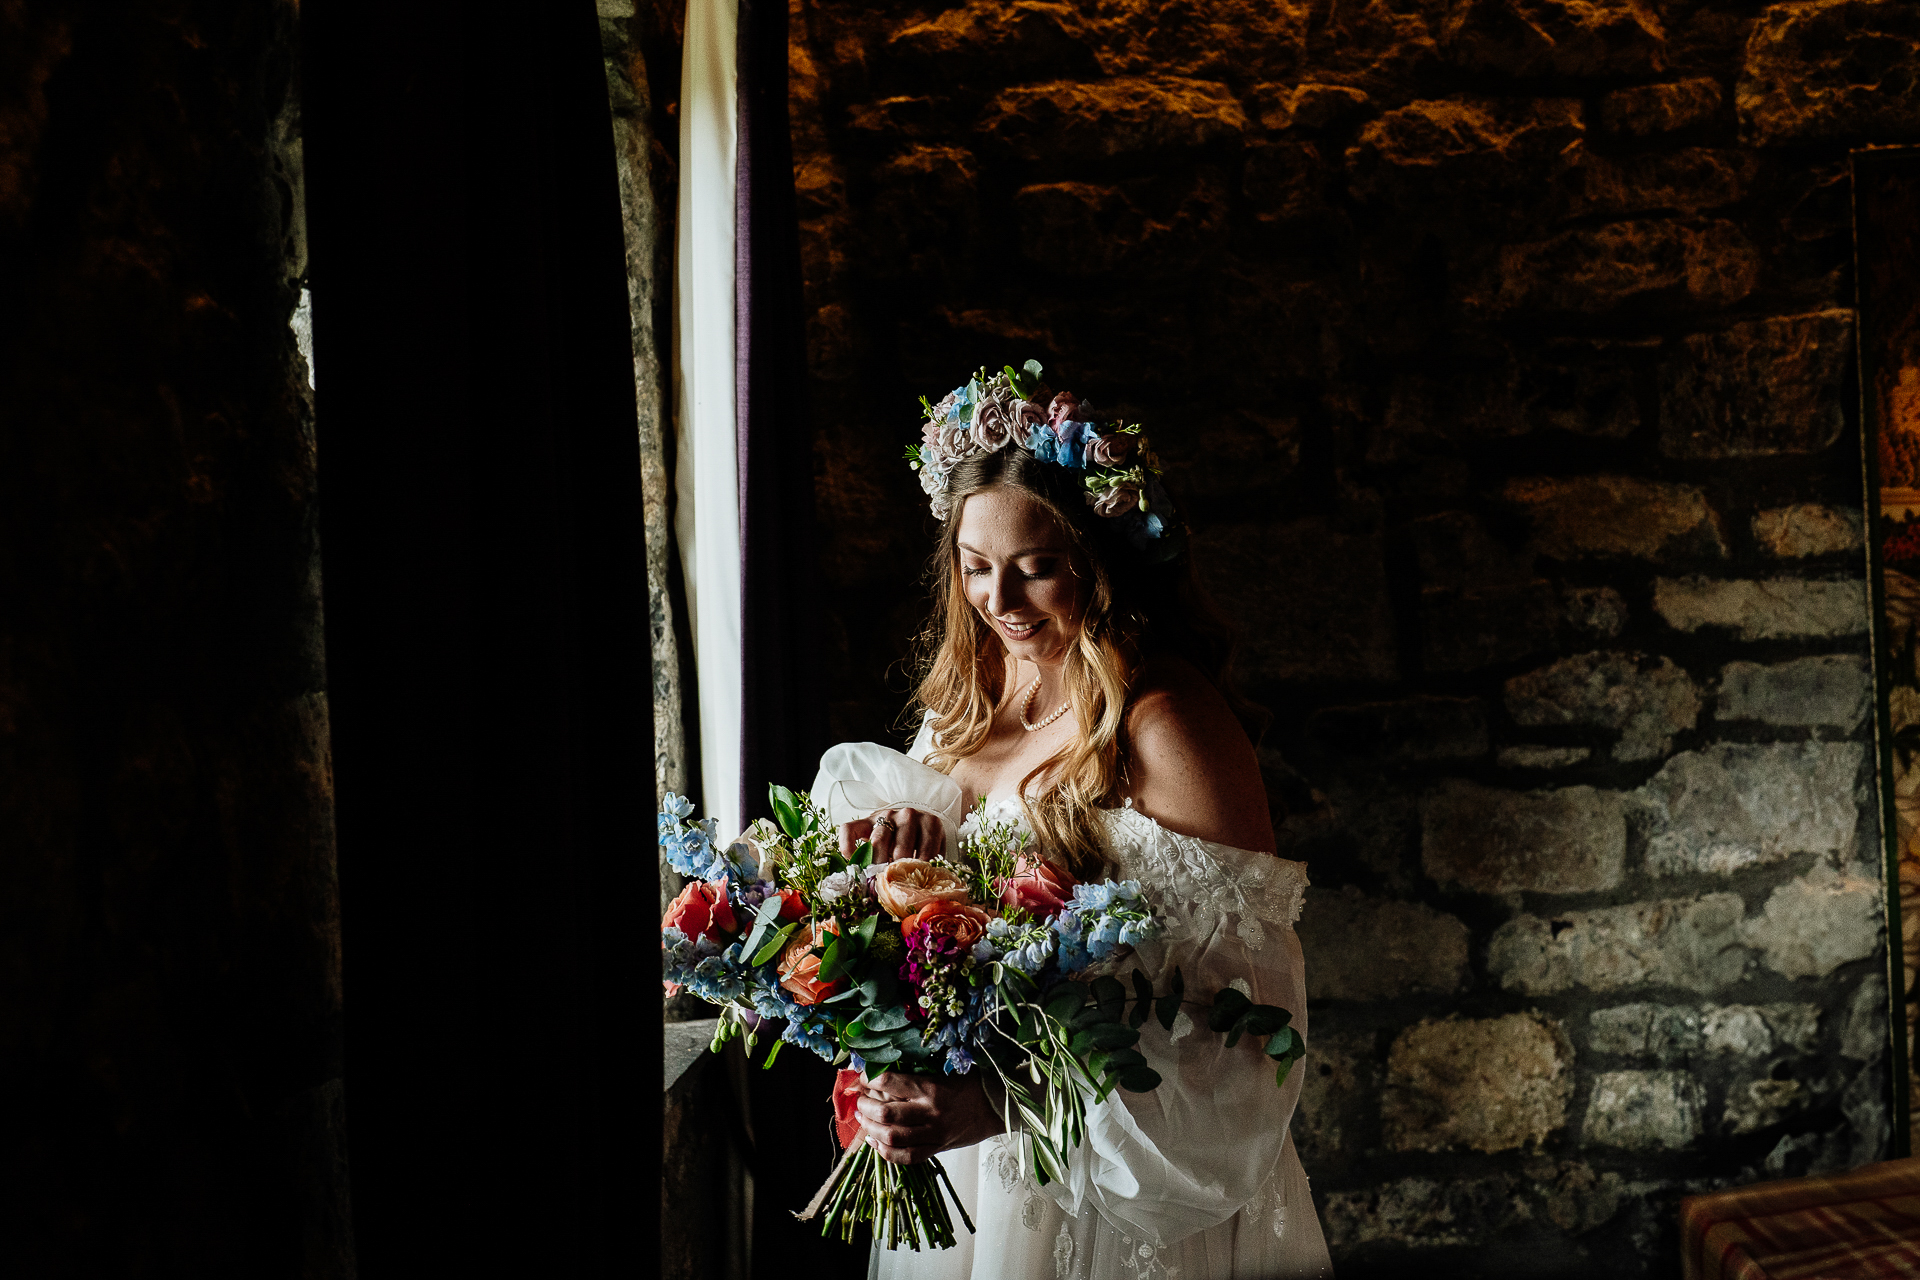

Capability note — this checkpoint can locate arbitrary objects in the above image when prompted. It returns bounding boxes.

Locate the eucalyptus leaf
[1101,1048,1146,1072]
[1264,1027,1297,1059]
[855,912,880,948]
[1045,982,1088,1024]
[1155,991,1181,1032]
[1024,359,1043,376]
[1084,1022,1138,1051]
[1242,1005,1291,1037]
[1207,988,1251,1033]
[750,921,798,967]
[1129,970,1153,1029]
[815,933,846,982]
[862,1044,901,1065]
[1119,1066,1162,1093]
[863,1004,910,1032]
[740,894,788,959]
[1089,976,1126,1019]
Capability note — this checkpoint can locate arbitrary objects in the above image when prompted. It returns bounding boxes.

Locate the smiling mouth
[996,617,1044,641]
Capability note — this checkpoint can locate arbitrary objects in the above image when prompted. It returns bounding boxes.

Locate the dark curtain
[735,0,828,815]
[732,1,849,1274]
[301,0,659,1273]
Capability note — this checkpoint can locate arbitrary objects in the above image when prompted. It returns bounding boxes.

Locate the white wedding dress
[811,731,1333,1280]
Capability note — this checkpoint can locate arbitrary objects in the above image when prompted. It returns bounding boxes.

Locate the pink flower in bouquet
[873,858,971,920]
[901,899,992,949]
[662,877,737,942]
[997,852,1077,918]
[1087,433,1136,467]
[777,920,844,1006]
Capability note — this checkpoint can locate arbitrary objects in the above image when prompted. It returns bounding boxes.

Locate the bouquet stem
[795,1140,974,1251]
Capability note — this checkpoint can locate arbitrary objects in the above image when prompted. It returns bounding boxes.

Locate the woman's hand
[838,807,943,863]
[850,1071,1006,1165]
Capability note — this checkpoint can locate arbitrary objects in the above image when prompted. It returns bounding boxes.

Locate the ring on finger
[873,817,896,834]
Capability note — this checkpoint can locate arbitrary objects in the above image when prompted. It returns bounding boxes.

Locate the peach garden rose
[873,858,971,920]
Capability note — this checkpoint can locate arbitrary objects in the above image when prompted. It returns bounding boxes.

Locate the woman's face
[954,485,1088,666]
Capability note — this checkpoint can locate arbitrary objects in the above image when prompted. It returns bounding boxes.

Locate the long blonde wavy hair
[912,447,1263,878]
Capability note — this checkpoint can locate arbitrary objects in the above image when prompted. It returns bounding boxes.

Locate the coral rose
[997,852,1077,918]
[873,858,972,920]
[662,877,737,942]
[777,920,843,1006]
[902,899,992,948]
[775,886,807,922]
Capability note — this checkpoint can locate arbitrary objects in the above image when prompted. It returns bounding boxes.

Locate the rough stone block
[1299,887,1473,1001]
[1443,0,1666,77]
[1753,504,1863,558]
[1589,1003,1702,1060]
[1308,697,1489,762]
[1292,1029,1379,1161]
[979,77,1249,161]
[1843,974,1888,1061]
[1383,1013,1575,1153]
[1254,81,1372,131]
[1474,219,1759,316]
[1660,311,1853,458]
[1703,1003,1821,1056]
[1489,894,1751,994]
[1584,1070,1704,1149]
[1321,1175,1529,1250]
[1572,148,1752,218]
[1345,96,1583,215]
[1566,585,1628,637]
[1654,577,1869,640]
[1743,863,1882,979]
[1719,656,1870,727]
[1505,651,1700,761]
[1638,742,1862,876]
[887,1,1098,74]
[1725,1077,1808,1134]
[1422,779,1626,894]
[1422,580,1561,672]
[1498,745,1592,769]
[1506,475,1726,563]
[1738,0,1920,147]
[1600,77,1723,136]
[1193,504,1398,684]
[1244,140,1327,223]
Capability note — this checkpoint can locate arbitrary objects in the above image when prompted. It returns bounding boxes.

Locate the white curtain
[673,0,742,840]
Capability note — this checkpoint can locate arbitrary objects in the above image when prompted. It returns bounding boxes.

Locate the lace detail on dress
[983,1135,1024,1194]
[1241,1168,1289,1241]
[1097,805,1307,951]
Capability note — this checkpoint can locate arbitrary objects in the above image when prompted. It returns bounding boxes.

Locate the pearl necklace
[1018,675,1072,732]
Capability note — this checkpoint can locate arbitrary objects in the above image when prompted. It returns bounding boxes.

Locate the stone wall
[787,0,1919,1272]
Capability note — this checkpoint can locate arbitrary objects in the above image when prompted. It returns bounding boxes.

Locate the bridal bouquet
[659,780,1305,1251]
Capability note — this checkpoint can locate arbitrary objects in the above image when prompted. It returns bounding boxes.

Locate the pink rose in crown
[1087,433,1136,467]
[997,852,1077,918]
[1047,392,1079,431]
[1091,485,1140,518]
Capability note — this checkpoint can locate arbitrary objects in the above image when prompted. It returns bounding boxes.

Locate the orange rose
[902,899,992,949]
[997,852,1077,918]
[873,858,971,920]
[777,920,843,1006]
[661,877,737,943]
[776,887,807,922]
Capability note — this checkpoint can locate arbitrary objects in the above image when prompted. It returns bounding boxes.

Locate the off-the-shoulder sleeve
[1038,808,1309,1248]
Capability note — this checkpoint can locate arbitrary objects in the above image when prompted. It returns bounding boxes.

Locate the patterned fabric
[1680,1159,1920,1280]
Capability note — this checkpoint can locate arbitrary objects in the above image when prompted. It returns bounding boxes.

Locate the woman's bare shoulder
[1122,655,1273,853]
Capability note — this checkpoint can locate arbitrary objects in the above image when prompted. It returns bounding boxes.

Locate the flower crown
[904,360,1180,560]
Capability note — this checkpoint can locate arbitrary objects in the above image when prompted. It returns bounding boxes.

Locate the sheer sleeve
[1038,806,1310,1248]
[809,739,965,859]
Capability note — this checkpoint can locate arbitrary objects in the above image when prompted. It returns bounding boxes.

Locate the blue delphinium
[659,796,727,880]
[1051,879,1159,972]
[662,928,752,1003]
[749,974,839,1063]
[1025,421,1093,470]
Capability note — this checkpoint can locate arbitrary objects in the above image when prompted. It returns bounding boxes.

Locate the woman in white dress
[828,378,1333,1280]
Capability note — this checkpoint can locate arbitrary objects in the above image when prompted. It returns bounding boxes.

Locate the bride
[824,370,1333,1280]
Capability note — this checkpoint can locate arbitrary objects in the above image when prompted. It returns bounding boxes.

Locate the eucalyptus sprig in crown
[905,360,1182,561]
